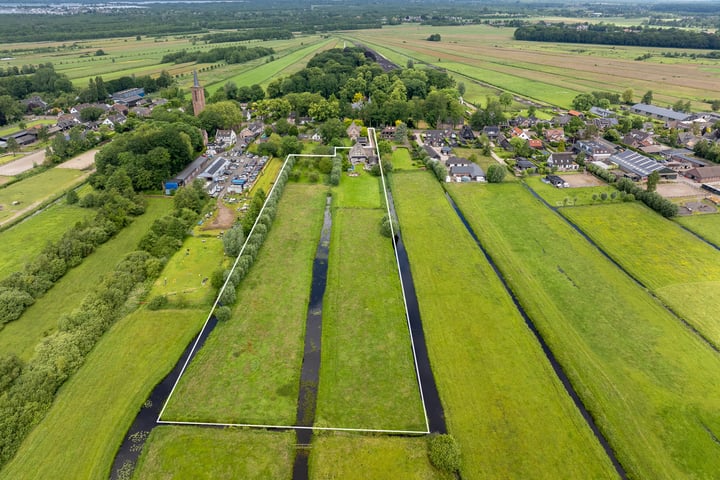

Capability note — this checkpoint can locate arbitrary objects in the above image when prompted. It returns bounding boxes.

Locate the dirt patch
[202,200,235,231]
[656,182,703,198]
[0,150,45,176]
[57,149,98,170]
[0,176,11,186]
[560,173,605,187]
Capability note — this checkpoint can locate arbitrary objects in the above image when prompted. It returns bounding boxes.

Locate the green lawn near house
[132,427,295,480]
[161,184,327,425]
[448,182,720,480]
[562,202,720,348]
[391,147,416,170]
[392,172,617,480]
[333,169,382,209]
[0,308,207,480]
[676,212,720,247]
[309,433,452,480]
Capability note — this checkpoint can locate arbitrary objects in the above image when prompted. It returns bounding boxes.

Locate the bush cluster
[585,163,617,184]
[329,155,343,186]
[616,177,678,217]
[0,188,145,328]
[212,157,296,320]
[427,434,461,473]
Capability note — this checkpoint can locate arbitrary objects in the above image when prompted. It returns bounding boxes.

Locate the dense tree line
[160,46,274,65]
[514,24,720,49]
[693,139,720,163]
[615,177,678,217]
[201,29,293,43]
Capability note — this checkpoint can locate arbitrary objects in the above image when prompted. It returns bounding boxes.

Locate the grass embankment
[146,236,225,308]
[392,172,616,479]
[0,168,86,223]
[309,433,451,480]
[162,184,327,425]
[316,171,425,431]
[248,156,283,197]
[0,202,93,279]
[524,175,619,206]
[0,197,172,361]
[0,309,207,480]
[448,182,720,479]
[132,427,295,480]
[676,212,720,246]
[562,202,720,347]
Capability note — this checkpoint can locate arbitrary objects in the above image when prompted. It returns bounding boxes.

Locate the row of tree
[160,46,274,65]
[201,29,293,44]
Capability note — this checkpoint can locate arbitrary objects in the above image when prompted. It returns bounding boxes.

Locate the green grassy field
[333,170,382,209]
[562,202,720,348]
[0,308,207,480]
[391,147,415,170]
[248,156,283,197]
[309,433,451,480]
[0,168,87,223]
[392,172,616,479]
[146,235,225,308]
[316,171,424,431]
[452,147,501,172]
[448,182,720,479]
[0,202,94,279]
[676,213,720,246]
[524,175,619,207]
[132,427,295,480]
[0,197,172,360]
[162,184,327,425]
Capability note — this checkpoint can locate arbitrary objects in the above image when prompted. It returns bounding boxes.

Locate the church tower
[191,70,205,116]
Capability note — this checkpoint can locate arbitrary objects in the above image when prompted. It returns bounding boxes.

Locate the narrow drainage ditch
[444,191,627,479]
[109,316,220,480]
[522,182,720,355]
[292,195,332,480]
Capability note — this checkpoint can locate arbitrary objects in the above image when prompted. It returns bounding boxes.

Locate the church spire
[190,70,205,116]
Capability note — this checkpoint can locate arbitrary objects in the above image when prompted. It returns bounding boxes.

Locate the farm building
[630,103,690,122]
[685,166,720,183]
[547,152,578,171]
[609,150,676,180]
[574,140,615,160]
[449,164,485,182]
[0,130,37,146]
[111,87,145,107]
[589,106,614,118]
[660,149,708,171]
[545,174,569,188]
[198,156,228,183]
[164,155,212,191]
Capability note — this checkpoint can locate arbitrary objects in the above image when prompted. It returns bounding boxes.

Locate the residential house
[215,129,237,146]
[381,126,396,141]
[592,117,619,130]
[349,142,368,165]
[528,139,543,150]
[589,106,614,118]
[446,156,472,168]
[510,127,530,140]
[544,128,565,143]
[449,163,485,182]
[21,95,47,112]
[575,140,615,161]
[622,130,655,149]
[423,130,446,147]
[346,121,361,141]
[547,152,578,171]
[516,158,536,172]
[545,174,569,188]
[482,126,500,140]
[459,124,475,142]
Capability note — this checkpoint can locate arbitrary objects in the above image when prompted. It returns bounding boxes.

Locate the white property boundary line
[157,140,431,435]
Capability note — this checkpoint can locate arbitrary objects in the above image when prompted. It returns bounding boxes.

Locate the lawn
[392,172,617,479]
[316,205,425,431]
[524,175,619,207]
[448,182,720,480]
[676,212,720,246]
[248,156,283,197]
[162,184,327,425]
[0,308,207,480]
[452,147,501,172]
[0,168,87,223]
[0,197,172,360]
[562,202,720,348]
[132,427,295,480]
[391,147,415,170]
[0,202,93,280]
[309,433,451,480]
[146,235,225,308]
[333,170,382,209]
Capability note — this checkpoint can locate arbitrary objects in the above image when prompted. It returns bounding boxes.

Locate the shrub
[146,295,168,310]
[214,305,232,322]
[427,434,461,473]
[380,215,399,238]
[486,164,506,183]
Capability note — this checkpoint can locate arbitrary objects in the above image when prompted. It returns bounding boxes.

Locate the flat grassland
[676,213,720,246]
[132,427,295,480]
[562,202,720,348]
[0,168,87,223]
[391,147,415,170]
[146,235,225,308]
[0,308,207,480]
[162,184,327,425]
[309,433,451,480]
[0,197,172,360]
[448,183,720,479]
[316,171,425,431]
[345,24,720,108]
[393,172,616,479]
[525,176,620,207]
[0,202,93,279]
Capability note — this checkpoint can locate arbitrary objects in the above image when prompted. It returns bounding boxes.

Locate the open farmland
[562,202,720,348]
[0,308,207,480]
[132,427,295,480]
[676,213,720,247]
[345,24,720,109]
[448,183,720,479]
[525,176,620,207]
[162,184,327,425]
[0,202,93,279]
[392,172,616,479]
[315,171,425,431]
[309,433,450,480]
[0,197,172,360]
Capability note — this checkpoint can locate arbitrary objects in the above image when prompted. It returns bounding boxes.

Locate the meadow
[0,168,87,224]
[0,201,93,279]
[161,184,327,425]
[0,308,207,480]
[524,176,620,207]
[392,172,616,479]
[0,197,172,361]
[133,427,295,480]
[448,182,720,479]
[390,147,416,170]
[309,433,450,480]
[676,212,720,247]
[315,171,425,431]
[562,202,720,348]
